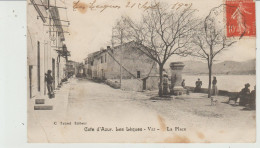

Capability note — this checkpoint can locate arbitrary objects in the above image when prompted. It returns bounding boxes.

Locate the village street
[23,0,257,144]
[28,78,256,143]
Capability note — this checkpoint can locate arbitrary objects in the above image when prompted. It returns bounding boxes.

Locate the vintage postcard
[27,0,256,143]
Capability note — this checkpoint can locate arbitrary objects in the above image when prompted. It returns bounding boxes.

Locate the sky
[54,0,256,63]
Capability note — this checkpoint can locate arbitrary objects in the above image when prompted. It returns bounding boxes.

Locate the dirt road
[28,78,256,143]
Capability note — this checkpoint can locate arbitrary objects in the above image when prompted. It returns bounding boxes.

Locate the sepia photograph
[27,0,256,143]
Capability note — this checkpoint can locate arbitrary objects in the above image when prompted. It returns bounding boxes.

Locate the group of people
[192,76,256,109]
[161,74,189,95]
[193,77,218,96]
[232,83,256,109]
[161,73,218,96]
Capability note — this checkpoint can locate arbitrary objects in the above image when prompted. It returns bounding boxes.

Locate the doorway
[143,78,147,90]
[101,69,105,80]
[57,56,60,85]
[29,65,33,98]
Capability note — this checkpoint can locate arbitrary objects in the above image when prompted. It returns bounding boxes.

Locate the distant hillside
[180,59,255,75]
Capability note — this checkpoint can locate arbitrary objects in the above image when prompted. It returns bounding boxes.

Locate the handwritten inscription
[89,0,121,12]
[73,0,88,13]
[125,1,160,11]
[171,2,192,10]
[73,0,194,13]
[73,0,121,13]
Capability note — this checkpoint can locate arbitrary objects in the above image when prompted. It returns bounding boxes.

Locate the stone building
[27,0,69,101]
[66,60,79,77]
[84,41,159,91]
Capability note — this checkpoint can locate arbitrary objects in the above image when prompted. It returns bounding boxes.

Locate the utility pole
[119,29,123,88]
[111,27,114,48]
[112,22,124,88]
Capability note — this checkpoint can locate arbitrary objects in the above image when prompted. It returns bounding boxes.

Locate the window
[43,0,50,9]
[101,56,103,63]
[137,71,141,78]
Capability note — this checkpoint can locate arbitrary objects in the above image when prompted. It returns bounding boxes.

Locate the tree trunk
[208,64,212,98]
[158,65,163,97]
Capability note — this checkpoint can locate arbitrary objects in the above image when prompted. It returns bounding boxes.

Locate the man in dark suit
[45,70,54,98]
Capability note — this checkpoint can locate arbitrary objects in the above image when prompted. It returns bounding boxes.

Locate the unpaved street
[28,78,256,143]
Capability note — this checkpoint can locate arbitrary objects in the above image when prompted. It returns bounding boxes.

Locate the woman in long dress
[212,76,218,96]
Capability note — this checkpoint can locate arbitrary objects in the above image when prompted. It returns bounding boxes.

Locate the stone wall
[186,86,239,97]
[88,42,159,91]
[105,42,157,80]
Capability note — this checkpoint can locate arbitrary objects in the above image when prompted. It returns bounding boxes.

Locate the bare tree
[111,17,137,87]
[112,16,135,47]
[191,4,245,98]
[119,3,199,97]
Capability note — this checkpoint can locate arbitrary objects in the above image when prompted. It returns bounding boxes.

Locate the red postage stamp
[226,0,256,37]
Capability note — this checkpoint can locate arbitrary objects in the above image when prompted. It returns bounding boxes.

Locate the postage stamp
[225,0,256,37]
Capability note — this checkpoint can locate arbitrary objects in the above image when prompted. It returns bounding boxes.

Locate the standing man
[212,76,218,96]
[162,74,169,95]
[45,70,54,98]
[182,79,189,95]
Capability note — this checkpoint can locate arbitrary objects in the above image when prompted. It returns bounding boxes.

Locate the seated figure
[238,83,251,106]
[249,85,256,110]
[182,79,189,95]
[229,83,251,106]
[194,78,202,93]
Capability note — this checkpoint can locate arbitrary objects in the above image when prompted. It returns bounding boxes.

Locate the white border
[0,1,259,148]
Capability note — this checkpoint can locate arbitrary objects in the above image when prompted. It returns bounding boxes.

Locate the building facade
[84,41,159,91]
[27,0,69,100]
[66,60,80,77]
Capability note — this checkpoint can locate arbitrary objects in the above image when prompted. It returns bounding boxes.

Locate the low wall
[121,79,143,91]
[186,86,239,97]
[105,79,143,91]
[146,77,159,90]
[105,79,121,89]
[104,79,238,97]
[106,77,159,92]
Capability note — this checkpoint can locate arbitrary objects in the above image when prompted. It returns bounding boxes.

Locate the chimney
[100,47,105,52]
